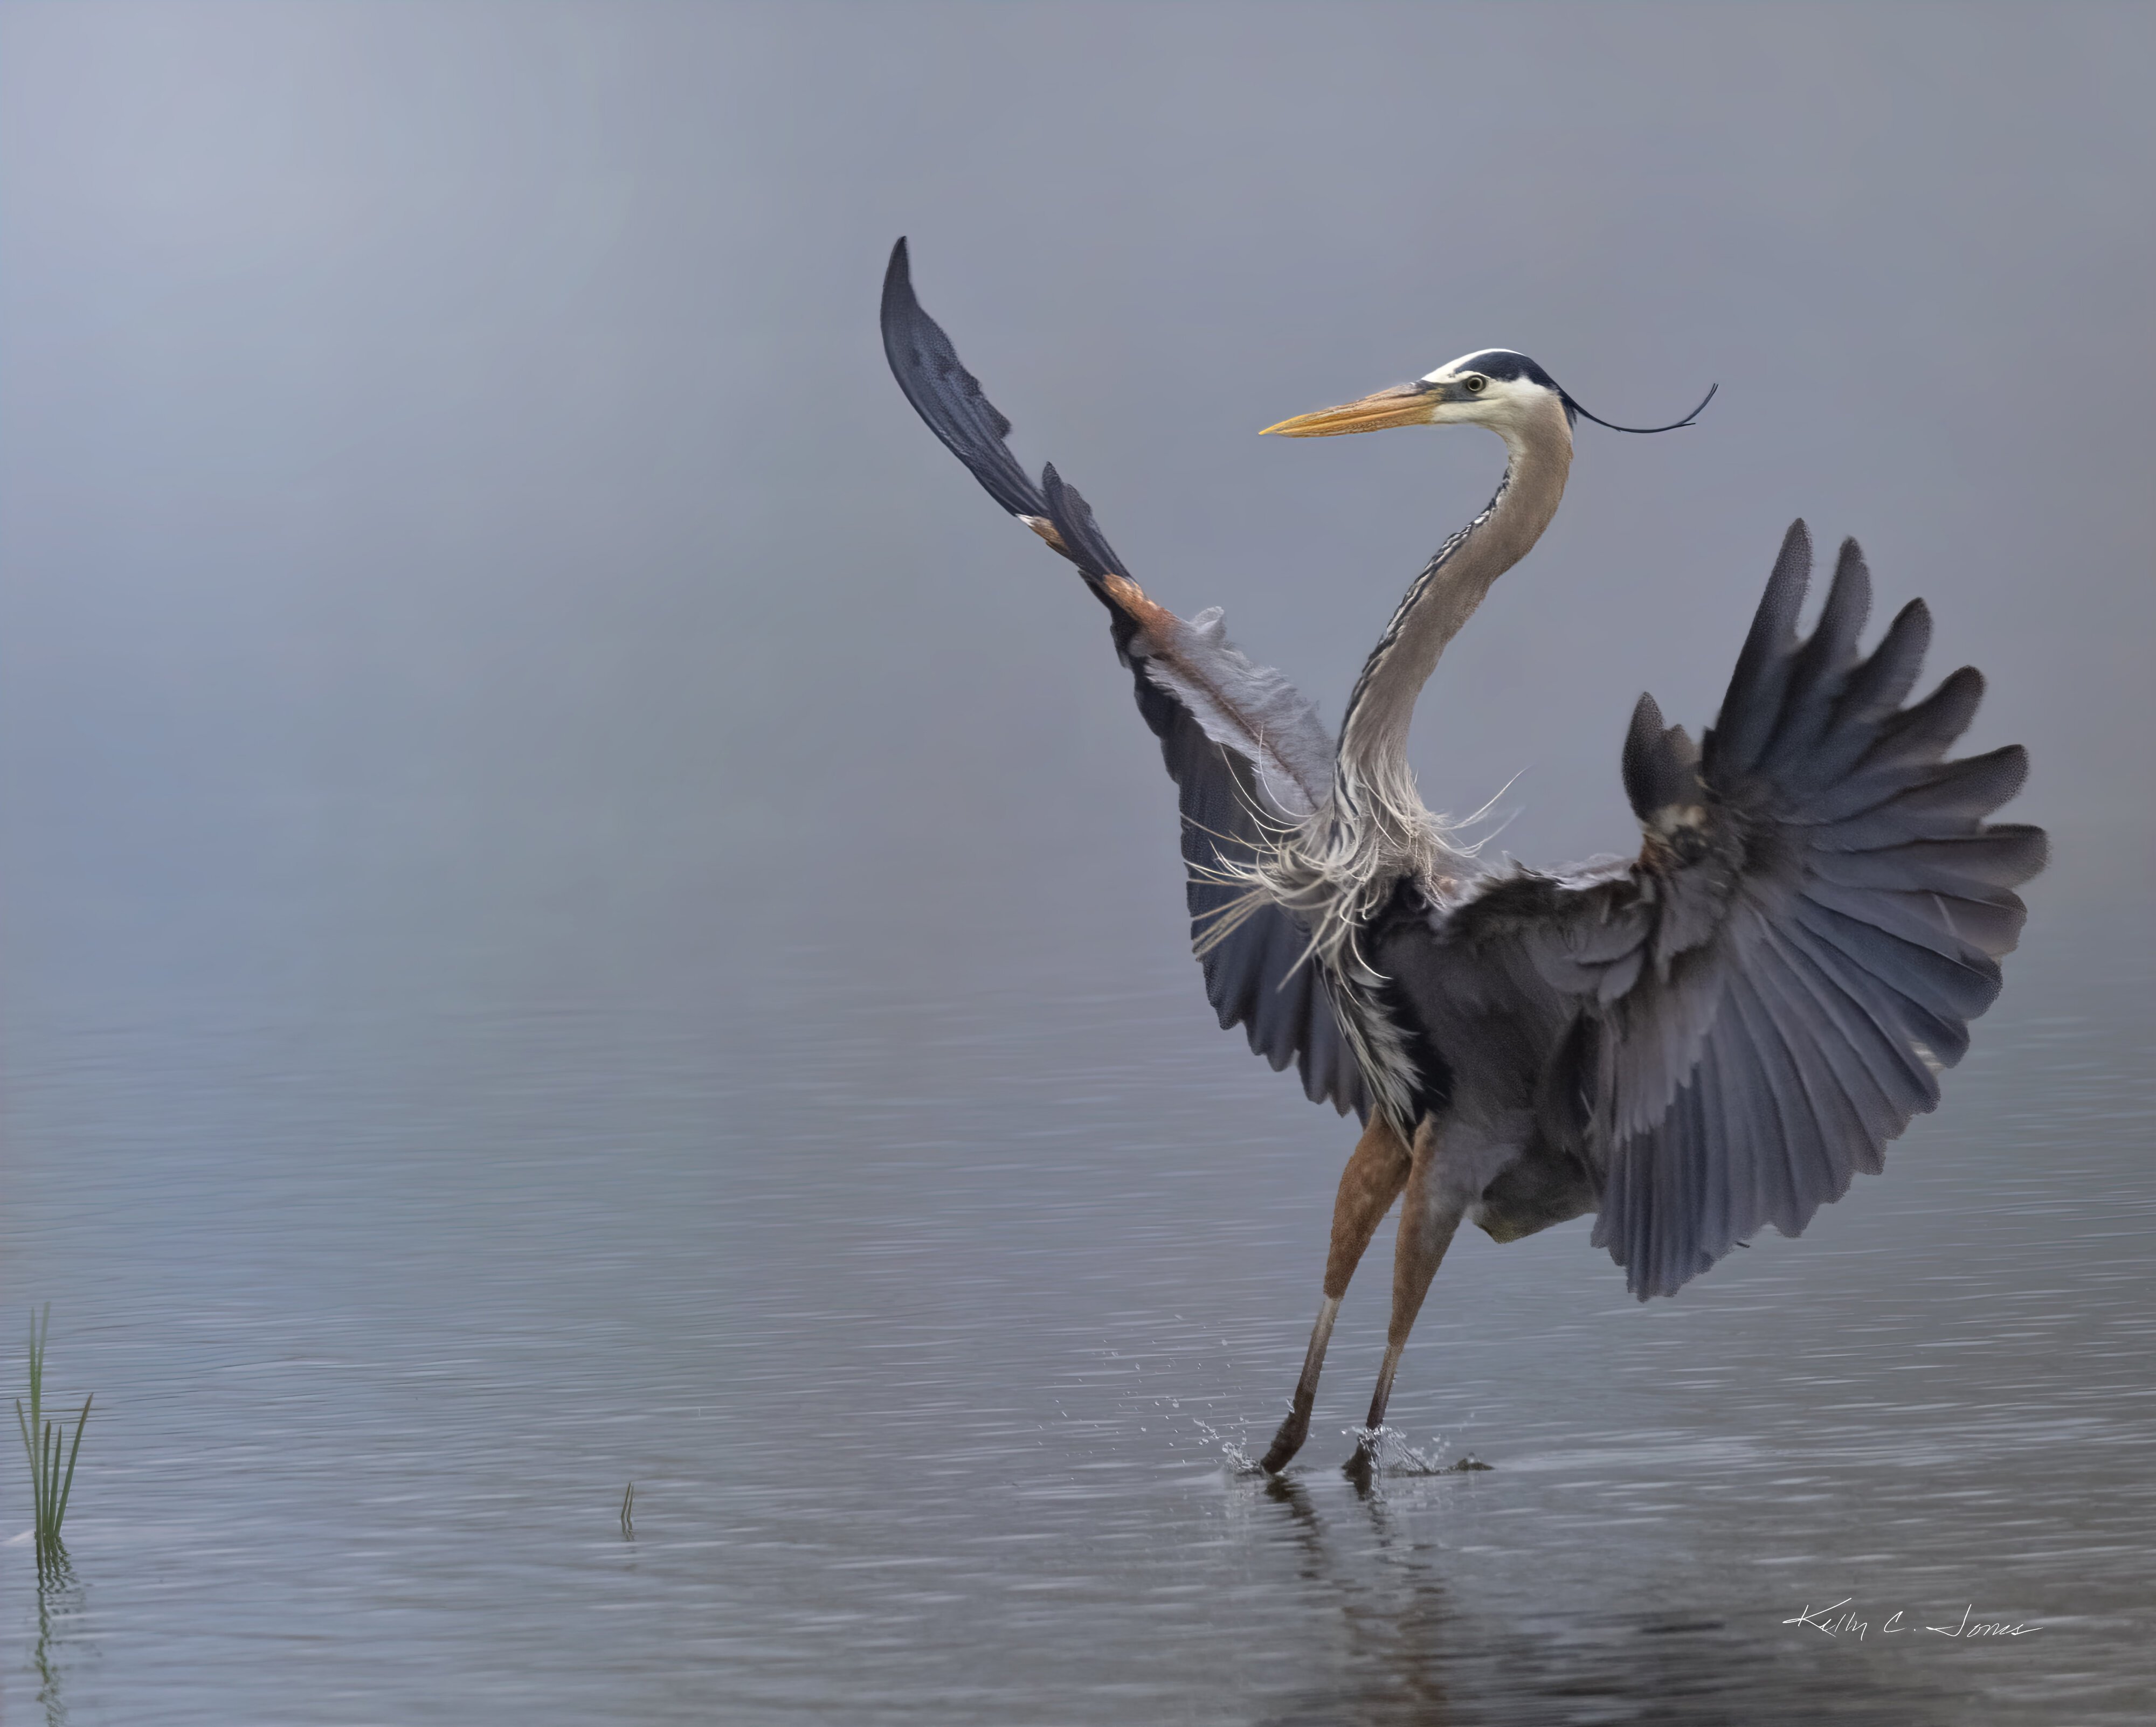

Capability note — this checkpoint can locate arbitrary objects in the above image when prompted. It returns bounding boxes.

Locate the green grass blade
[46,1421,62,1537]
[53,1395,91,1533]
[16,1398,43,1532]
[25,1308,43,1435]
[37,1421,54,1542]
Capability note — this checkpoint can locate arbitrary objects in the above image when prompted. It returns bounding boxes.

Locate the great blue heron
[881,239,2045,1474]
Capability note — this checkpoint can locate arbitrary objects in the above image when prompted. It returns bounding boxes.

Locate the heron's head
[1261,349,1712,441]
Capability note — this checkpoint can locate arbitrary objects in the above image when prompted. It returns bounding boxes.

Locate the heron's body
[881,240,2044,1474]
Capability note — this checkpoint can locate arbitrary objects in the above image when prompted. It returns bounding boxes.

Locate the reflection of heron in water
[883,240,2044,1475]
[1247,1472,1948,1726]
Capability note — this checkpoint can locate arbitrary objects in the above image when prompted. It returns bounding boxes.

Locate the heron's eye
[1463,375,1488,394]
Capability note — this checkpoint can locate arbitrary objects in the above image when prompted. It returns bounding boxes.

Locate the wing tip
[1775,518,1813,587]
[1620,692,1663,820]
[1621,691,1705,826]
[879,235,917,337]
[1985,820,2051,884]
[1827,536,1874,626]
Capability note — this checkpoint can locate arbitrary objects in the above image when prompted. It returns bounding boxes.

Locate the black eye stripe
[1456,349,1560,391]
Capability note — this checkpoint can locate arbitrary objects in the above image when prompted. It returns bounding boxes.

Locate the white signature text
[1782,1599,2042,1641]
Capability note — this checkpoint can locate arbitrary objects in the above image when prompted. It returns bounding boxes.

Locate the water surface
[2,908,2148,1724]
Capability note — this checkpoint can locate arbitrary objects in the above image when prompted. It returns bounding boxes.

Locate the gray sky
[3,2,2149,1011]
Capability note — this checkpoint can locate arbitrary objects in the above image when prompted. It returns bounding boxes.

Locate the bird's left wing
[881,239,1366,1116]
[1447,522,2044,1296]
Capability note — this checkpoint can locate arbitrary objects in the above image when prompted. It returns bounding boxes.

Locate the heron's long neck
[1337,402,1572,823]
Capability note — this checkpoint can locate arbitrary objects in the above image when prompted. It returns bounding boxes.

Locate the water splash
[1190,1417,1263,1475]
[1344,1424,1491,1475]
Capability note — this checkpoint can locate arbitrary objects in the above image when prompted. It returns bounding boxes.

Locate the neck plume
[1337,397,1573,836]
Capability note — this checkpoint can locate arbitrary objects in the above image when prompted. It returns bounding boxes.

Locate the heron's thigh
[1387,1119,1466,1347]
[1323,1115,1414,1299]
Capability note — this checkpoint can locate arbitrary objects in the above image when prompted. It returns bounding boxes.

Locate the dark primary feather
[880,239,1046,522]
[1458,521,2045,1298]
[881,239,1365,1116]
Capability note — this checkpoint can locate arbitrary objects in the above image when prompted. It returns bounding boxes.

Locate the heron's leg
[1259,1114,1412,1473]
[1347,1120,1466,1477]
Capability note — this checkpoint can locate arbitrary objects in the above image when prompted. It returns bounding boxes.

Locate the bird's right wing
[1448,523,2043,1297]
[882,239,1366,1117]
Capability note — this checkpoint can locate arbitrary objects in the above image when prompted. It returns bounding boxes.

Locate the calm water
[1,900,2148,1725]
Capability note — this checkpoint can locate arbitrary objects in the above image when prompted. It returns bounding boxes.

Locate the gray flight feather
[1129,607,1336,821]
[1406,522,2044,1299]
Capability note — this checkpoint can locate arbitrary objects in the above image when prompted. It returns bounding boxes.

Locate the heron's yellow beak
[1261,383,1438,438]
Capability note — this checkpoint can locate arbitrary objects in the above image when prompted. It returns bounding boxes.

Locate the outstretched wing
[881,239,1366,1116]
[1463,521,2044,1297]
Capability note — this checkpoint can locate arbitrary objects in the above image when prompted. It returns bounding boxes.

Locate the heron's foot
[1341,1422,1387,1483]
[1341,1439,1377,1489]
[1259,1404,1311,1474]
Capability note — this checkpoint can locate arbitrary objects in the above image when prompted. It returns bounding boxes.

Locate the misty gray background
[2,5,2152,1723]
[5,2,2150,1021]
